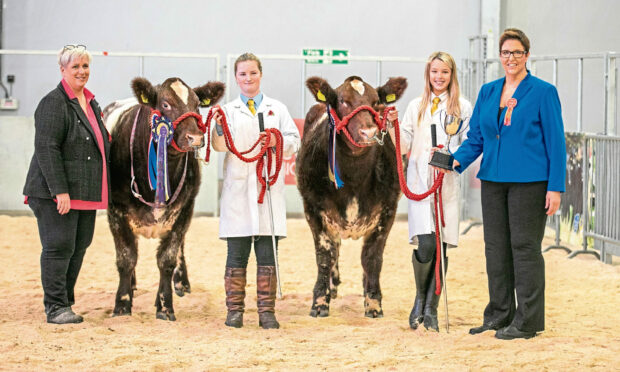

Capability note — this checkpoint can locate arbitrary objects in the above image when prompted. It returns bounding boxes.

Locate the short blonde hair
[234,52,262,74]
[57,45,92,67]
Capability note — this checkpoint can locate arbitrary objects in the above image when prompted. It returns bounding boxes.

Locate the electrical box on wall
[0,98,18,110]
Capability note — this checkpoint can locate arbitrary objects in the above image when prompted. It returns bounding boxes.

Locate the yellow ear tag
[317,90,326,102]
[140,93,149,104]
[386,93,396,103]
[202,98,211,105]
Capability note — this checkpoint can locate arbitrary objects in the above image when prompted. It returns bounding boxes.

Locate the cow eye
[339,98,348,107]
[162,101,171,110]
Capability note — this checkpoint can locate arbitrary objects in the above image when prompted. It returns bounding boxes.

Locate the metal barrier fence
[568,134,620,263]
[0,49,221,81]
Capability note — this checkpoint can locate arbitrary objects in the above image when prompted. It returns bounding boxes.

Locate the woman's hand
[545,191,561,216]
[260,132,277,147]
[213,108,223,126]
[429,147,460,173]
[56,193,71,215]
[386,108,399,127]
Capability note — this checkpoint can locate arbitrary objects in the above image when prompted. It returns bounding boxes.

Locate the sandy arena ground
[0,214,618,371]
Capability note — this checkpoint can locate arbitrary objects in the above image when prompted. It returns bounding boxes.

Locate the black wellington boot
[423,257,448,332]
[409,251,433,329]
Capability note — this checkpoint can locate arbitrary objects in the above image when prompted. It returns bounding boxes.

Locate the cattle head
[306,76,407,150]
[132,77,225,152]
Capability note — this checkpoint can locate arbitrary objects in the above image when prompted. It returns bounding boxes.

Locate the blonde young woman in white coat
[212,53,300,329]
[389,51,472,332]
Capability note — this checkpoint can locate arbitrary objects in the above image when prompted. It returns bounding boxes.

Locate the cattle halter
[327,104,390,148]
[326,104,391,189]
[150,109,212,163]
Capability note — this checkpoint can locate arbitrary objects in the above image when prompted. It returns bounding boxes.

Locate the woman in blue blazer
[449,29,566,340]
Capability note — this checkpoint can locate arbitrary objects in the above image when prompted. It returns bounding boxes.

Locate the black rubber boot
[423,257,448,332]
[409,251,433,330]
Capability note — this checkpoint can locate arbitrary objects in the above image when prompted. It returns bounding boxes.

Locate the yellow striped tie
[431,97,440,115]
[248,99,256,115]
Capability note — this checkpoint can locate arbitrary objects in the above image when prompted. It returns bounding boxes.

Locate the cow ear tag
[386,93,396,103]
[202,98,211,106]
[140,93,149,104]
[317,90,326,102]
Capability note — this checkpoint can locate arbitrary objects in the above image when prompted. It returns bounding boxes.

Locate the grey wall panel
[0,0,479,117]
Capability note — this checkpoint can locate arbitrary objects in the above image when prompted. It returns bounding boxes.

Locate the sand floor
[0,214,618,371]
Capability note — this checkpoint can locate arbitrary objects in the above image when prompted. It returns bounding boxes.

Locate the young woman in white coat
[212,53,300,329]
[390,51,472,331]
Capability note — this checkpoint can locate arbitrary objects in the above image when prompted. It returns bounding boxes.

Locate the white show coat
[399,92,473,247]
[212,94,300,239]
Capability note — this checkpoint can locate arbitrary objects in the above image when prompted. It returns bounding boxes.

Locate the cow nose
[359,127,378,141]
[186,133,204,147]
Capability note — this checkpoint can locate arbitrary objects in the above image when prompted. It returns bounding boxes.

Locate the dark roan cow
[104,77,224,321]
[296,76,407,318]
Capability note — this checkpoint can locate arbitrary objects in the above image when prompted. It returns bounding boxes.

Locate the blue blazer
[453,72,566,192]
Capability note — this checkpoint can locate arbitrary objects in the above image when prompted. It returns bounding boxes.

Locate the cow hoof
[365,309,384,318]
[174,283,191,297]
[309,306,329,318]
[330,288,338,299]
[113,305,132,317]
[156,311,177,321]
[112,311,132,317]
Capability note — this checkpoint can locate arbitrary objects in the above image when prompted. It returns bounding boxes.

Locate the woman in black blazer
[23,45,110,324]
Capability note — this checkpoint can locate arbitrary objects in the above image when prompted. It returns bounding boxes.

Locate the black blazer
[23,82,111,201]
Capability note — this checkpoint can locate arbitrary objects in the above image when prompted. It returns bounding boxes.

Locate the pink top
[61,79,108,210]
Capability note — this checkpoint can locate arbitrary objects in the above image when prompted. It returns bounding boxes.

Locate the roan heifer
[296,76,407,318]
[104,77,224,321]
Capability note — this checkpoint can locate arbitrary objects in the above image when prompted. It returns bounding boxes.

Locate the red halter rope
[151,109,212,162]
[328,105,387,148]
[205,106,284,204]
[385,106,446,295]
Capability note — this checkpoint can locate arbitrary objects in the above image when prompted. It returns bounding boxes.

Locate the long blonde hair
[417,51,461,125]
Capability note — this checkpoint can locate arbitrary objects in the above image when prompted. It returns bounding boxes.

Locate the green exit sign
[303,48,349,64]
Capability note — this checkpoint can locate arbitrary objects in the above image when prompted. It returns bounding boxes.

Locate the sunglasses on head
[63,44,87,52]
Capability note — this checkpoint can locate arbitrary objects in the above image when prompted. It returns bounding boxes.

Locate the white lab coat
[399,92,472,247]
[212,94,300,239]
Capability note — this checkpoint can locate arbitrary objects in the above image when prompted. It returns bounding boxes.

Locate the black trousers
[226,236,279,268]
[28,197,96,314]
[481,180,547,332]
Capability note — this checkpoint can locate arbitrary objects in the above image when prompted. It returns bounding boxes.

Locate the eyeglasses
[63,44,87,52]
[500,50,527,59]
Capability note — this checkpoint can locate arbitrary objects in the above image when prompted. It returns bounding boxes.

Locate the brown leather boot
[257,266,280,329]
[224,267,246,328]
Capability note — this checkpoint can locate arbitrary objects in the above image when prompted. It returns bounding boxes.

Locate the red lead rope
[205,106,284,204]
[386,106,446,295]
